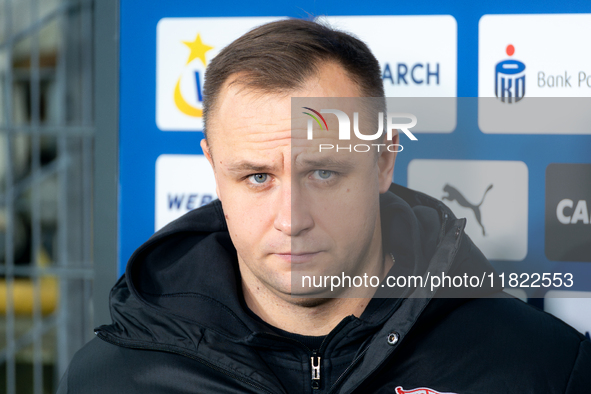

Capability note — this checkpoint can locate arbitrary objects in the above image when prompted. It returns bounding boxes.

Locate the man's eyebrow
[295,156,356,170]
[225,161,280,174]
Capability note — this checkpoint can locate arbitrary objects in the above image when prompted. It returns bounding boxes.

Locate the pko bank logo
[302,107,417,153]
[156,17,282,131]
[495,45,526,103]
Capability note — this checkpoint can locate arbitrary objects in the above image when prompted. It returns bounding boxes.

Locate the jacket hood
[96,184,502,392]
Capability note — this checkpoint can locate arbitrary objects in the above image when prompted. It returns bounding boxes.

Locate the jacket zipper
[258,332,324,390]
[311,350,321,389]
[308,318,353,391]
[254,317,355,392]
[95,331,277,394]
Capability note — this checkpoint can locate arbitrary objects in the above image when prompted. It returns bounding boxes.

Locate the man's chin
[273,283,340,304]
[286,296,333,308]
[286,285,348,301]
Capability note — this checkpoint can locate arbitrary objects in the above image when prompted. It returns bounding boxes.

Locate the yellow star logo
[182,33,213,66]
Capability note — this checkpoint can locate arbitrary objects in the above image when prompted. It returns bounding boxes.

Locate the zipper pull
[311,351,321,390]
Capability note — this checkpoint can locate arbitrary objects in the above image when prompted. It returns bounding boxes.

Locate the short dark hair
[202,18,385,140]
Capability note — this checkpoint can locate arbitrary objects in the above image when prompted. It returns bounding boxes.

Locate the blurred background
[0,0,95,392]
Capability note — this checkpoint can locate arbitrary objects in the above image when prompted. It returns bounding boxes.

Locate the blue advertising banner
[119,0,591,336]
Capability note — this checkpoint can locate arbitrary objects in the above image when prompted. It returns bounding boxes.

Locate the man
[58,19,590,393]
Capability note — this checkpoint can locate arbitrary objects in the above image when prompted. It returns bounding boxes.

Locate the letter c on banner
[557,199,573,224]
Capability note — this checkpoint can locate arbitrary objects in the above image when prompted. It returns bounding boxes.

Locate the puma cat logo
[442,184,493,236]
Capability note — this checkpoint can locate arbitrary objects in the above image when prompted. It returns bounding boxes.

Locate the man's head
[200,19,397,305]
[202,18,385,144]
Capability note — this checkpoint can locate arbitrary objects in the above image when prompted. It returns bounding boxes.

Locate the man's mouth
[274,252,321,264]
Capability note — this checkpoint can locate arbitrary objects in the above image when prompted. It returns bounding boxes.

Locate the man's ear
[377,132,398,194]
[201,138,214,166]
[201,138,222,200]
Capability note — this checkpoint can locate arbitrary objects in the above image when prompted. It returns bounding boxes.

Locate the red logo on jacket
[396,387,458,394]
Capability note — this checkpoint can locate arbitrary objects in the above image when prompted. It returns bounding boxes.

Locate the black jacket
[58,184,591,394]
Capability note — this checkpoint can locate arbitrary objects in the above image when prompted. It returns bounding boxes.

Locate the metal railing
[0,0,95,392]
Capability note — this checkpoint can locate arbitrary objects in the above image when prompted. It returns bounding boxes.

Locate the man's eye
[314,170,333,180]
[249,173,268,184]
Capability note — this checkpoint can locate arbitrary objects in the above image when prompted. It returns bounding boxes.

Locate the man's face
[202,63,396,303]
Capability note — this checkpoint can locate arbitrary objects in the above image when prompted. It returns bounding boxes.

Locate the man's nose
[273,182,313,236]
